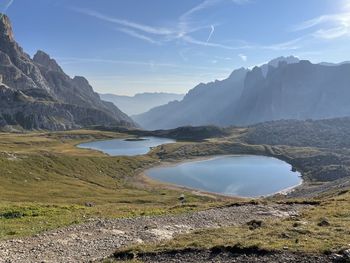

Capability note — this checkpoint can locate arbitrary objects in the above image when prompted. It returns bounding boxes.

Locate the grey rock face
[133,68,248,129]
[0,14,136,130]
[135,56,350,129]
[233,61,350,125]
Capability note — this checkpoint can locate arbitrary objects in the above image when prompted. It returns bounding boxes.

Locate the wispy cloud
[231,0,251,4]
[313,26,349,39]
[214,55,232,60]
[115,27,162,45]
[346,0,350,10]
[178,0,249,35]
[180,0,222,21]
[293,12,350,39]
[180,0,250,19]
[72,0,306,55]
[74,8,174,35]
[238,54,247,61]
[72,5,253,50]
[182,35,249,49]
[57,56,232,72]
[74,7,208,45]
[263,37,303,50]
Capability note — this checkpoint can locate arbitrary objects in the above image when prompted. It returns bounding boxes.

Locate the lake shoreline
[141,154,303,199]
[75,138,304,199]
[76,136,175,156]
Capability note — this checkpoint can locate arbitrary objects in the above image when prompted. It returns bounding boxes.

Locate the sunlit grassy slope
[0,130,226,240]
[2,126,350,256]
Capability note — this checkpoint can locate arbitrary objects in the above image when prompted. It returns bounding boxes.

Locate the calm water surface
[145,155,302,197]
[78,137,175,156]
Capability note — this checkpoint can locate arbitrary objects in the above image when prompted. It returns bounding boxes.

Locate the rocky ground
[0,203,304,263]
[136,248,341,263]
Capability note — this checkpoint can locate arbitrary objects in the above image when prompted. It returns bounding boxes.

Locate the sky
[2,0,350,95]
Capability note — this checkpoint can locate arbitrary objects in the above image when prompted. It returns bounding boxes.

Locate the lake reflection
[145,155,302,197]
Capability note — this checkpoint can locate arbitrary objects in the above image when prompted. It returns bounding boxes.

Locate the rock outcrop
[0,14,136,130]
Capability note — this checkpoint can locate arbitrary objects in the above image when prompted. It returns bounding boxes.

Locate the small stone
[84,202,95,207]
[317,218,330,227]
[331,253,344,261]
[293,222,301,227]
[247,219,263,230]
[280,232,291,239]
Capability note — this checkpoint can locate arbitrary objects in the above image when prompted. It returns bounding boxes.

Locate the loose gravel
[0,204,304,263]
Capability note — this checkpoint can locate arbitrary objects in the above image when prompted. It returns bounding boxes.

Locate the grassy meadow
[0,130,228,240]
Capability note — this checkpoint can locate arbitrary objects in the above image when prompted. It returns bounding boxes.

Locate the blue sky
[2,0,350,95]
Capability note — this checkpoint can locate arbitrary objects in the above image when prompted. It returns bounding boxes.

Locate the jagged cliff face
[231,61,350,125]
[133,68,248,129]
[135,57,350,129]
[0,15,136,130]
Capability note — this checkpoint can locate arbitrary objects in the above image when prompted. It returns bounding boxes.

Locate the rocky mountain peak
[0,15,136,130]
[33,50,63,73]
[261,56,300,77]
[268,56,300,67]
[0,14,14,42]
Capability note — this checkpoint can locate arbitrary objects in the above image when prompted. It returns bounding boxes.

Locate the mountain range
[0,14,136,131]
[2,13,350,132]
[100,92,184,116]
[134,57,350,130]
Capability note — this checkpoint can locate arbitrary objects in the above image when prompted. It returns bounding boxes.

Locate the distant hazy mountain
[100,92,184,116]
[231,60,350,125]
[260,56,300,77]
[133,68,248,129]
[318,61,350,66]
[0,15,136,130]
[135,57,350,130]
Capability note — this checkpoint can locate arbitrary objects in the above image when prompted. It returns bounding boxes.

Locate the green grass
[0,130,229,240]
[2,128,350,257]
[0,203,87,238]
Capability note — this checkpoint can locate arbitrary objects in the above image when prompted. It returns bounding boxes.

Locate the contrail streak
[206,25,215,43]
[1,0,15,18]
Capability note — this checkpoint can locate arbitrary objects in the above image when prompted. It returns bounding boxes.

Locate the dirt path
[0,204,305,263]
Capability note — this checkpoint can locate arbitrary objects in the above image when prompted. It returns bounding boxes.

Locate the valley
[1,2,350,262]
[1,118,350,262]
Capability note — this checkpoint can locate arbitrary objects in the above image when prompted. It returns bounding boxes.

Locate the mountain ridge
[0,14,136,130]
[134,56,350,130]
[100,92,184,116]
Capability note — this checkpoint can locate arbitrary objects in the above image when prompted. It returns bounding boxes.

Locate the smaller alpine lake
[78,138,302,198]
[77,137,175,156]
[145,155,302,198]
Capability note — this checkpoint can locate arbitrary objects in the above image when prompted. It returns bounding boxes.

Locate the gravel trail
[0,204,304,263]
